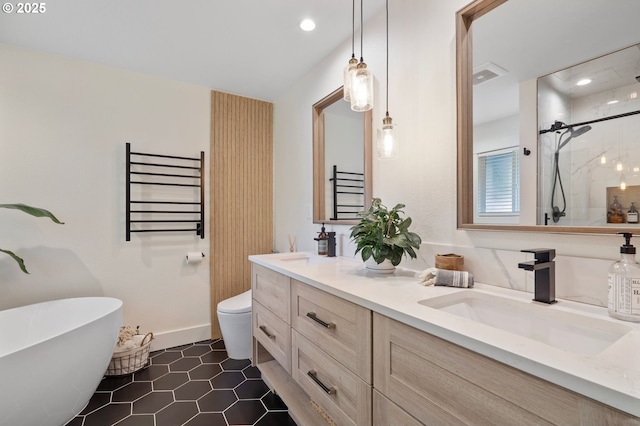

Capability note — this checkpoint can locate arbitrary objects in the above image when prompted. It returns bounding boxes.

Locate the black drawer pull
[306,312,336,329]
[259,325,275,339]
[307,370,336,395]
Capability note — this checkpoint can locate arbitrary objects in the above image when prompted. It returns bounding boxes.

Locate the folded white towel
[419,267,474,288]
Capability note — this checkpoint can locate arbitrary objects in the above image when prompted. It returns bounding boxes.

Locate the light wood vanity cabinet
[251,261,640,426]
[373,313,640,426]
[251,264,373,426]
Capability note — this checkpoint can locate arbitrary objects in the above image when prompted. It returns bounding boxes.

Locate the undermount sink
[419,291,633,356]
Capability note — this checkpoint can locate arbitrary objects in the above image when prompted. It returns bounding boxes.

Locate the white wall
[273,0,627,304]
[0,44,211,349]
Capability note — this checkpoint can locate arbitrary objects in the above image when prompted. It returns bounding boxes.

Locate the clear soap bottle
[608,232,640,322]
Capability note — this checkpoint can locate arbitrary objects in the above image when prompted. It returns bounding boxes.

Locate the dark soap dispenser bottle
[314,223,329,255]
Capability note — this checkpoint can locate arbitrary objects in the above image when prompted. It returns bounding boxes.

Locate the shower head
[556,125,591,152]
[636,75,640,83]
[570,125,592,138]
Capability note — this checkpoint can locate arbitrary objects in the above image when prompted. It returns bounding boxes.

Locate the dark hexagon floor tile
[66,417,84,426]
[153,372,190,390]
[134,364,169,381]
[156,401,199,426]
[79,392,111,414]
[175,380,212,401]
[243,365,261,379]
[197,389,238,412]
[97,375,132,391]
[190,363,222,380]
[114,414,155,426]
[133,391,174,414]
[261,392,288,411]
[170,356,202,372]
[183,345,211,357]
[235,379,270,399]
[221,358,251,371]
[255,411,298,426]
[83,402,131,426]
[112,381,152,402]
[200,351,228,363]
[211,340,226,350]
[166,343,194,351]
[151,351,183,365]
[184,412,227,426]
[210,371,246,389]
[224,400,266,425]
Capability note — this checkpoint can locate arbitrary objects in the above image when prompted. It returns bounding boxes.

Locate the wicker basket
[106,332,153,376]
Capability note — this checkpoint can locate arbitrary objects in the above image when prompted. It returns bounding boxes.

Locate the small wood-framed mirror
[313,87,372,224]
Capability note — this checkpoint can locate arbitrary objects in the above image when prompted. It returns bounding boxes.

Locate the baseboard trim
[149,324,211,351]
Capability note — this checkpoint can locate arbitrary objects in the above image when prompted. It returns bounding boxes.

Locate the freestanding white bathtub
[0,297,123,426]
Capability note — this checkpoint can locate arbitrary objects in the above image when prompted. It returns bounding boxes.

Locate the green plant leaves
[0,248,28,274]
[349,198,422,266]
[1,203,64,274]
[0,203,64,224]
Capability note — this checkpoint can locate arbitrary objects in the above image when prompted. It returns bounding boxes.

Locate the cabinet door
[252,300,291,373]
[252,263,290,322]
[291,280,372,382]
[292,330,372,426]
[373,390,424,426]
[374,313,562,426]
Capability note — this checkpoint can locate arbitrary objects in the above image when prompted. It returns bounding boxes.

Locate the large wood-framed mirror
[456,0,640,234]
[313,87,372,224]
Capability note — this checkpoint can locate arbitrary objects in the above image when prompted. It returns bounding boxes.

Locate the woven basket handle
[141,332,153,346]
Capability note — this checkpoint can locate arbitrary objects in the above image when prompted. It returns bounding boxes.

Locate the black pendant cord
[385,0,389,115]
[351,0,355,58]
[359,0,364,62]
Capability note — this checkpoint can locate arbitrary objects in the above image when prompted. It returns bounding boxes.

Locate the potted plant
[349,198,421,272]
[1,203,64,273]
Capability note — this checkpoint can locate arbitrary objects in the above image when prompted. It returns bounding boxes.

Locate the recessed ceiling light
[300,19,316,31]
[607,100,619,105]
[576,78,591,86]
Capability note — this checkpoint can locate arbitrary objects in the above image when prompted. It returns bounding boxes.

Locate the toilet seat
[217,290,252,314]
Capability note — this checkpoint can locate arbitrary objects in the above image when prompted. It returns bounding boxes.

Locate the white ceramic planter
[365,257,395,274]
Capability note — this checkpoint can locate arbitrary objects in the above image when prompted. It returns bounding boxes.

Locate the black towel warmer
[329,165,364,221]
[125,142,205,241]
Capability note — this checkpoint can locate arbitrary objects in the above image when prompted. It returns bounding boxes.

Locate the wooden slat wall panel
[210,90,273,339]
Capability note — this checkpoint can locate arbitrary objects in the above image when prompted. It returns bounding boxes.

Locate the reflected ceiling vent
[473,62,508,85]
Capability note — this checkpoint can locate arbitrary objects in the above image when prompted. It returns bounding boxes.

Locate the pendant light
[343,0,358,101]
[377,0,398,158]
[350,0,373,112]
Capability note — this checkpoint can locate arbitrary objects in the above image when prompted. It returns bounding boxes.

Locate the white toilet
[217,289,252,360]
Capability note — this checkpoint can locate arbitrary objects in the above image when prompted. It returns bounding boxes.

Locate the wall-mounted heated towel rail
[126,143,205,241]
[330,165,364,221]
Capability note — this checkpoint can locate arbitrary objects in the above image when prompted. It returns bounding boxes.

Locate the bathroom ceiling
[0,0,385,101]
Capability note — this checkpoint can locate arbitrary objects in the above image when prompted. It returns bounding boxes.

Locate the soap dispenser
[608,232,640,322]
[314,223,329,256]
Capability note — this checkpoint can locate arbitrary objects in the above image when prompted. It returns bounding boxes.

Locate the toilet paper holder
[185,252,205,263]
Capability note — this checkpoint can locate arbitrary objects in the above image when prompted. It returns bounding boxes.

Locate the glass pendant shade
[343,57,358,101]
[350,62,374,112]
[377,114,398,158]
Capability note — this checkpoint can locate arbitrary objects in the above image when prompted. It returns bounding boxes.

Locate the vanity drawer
[291,280,372,382]
[252,263,290,323]
[252,300,291,373]
[292,330,372,426]
[373,390,424,426]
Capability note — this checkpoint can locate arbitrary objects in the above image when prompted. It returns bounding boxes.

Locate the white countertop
[249,252,640,417]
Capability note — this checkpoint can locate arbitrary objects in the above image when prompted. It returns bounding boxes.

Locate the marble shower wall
[539,82,640,226]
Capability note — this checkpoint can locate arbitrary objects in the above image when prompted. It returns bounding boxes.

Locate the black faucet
[518,249,557,304]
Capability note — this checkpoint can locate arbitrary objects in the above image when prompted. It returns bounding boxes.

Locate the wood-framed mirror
[456,0,640,234]
[313,87,372,224]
